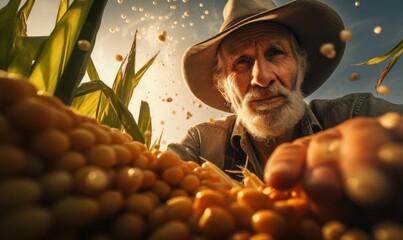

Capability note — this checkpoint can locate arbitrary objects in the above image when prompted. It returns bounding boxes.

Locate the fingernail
[265,162,296,189]
[305,165,344,203]
[307,165,340,190]
[345,168,391,206]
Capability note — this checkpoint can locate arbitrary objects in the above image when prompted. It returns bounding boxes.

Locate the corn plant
[356,39,403,92]
[0,0,161,149]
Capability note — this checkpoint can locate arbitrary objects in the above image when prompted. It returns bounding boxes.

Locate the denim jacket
[167,93,403,181]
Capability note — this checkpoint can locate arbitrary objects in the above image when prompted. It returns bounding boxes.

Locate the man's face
[218,24,306,140]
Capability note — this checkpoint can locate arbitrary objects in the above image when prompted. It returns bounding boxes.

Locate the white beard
[226,80,305,141]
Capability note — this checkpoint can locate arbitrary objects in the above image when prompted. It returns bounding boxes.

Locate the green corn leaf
[27,0,94,94]
[75,80,145,142]
[0,0,21,70]
[86,57,101,81]
[101,49,159,129]
[54,0,108,105]
[356,40,403,65]
[133,51,159,91]
[138,101,152,147]
[15,0,35,37]
[114,32,137,106]
[100,58,126,129]
[8,36,47,77]
[376,49,402,91]
[71,57,103,117]
[99,34,136,129]
[56,0,69,24]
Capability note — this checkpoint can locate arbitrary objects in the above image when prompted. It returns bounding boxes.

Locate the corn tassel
[226,157,264,189]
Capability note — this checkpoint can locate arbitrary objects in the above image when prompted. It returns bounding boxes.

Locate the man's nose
[250,59,275,87]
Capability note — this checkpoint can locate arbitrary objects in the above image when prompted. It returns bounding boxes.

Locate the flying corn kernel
[115,54,123,62]
[340,30,353,42]
[377,85,390,95]
[77,40,91,51]
[158,31,167,43]
[374,26,382,34]
[355,1,360,7]
[349,73,360,81]
[320,43,336,59]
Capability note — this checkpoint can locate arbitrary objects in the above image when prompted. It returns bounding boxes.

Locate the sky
[2,0,402,149]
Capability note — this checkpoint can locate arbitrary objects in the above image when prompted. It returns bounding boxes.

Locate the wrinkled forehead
[220,22,293,55]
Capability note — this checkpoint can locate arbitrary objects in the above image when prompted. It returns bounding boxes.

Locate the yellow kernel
[52,151,86,172]
[39,170,73,200]
[74,166,109,195]
[0,207,51,240]
[0,178,42,212]
[340,30,353,42]
[193,189,225,215]
[156,151,183,170]
[237,188,268,211]
[322,220,346,240]
[149,220,190,240]
[349,73,360,81]
[115,54,124,61]
[0,145,27,177]
[77,39,91,51]
[151,179,172,200]
[115,167,144,194]
[113,213,146,240]
[112,144,133,166]
[374,26,382,34]
[180,174,201,194]
[86,144,117,168]
[198,206,235,239]
[80,122,112,145]
[52,196,99,229]
[28,128,70,159]
[97,190,124,218]
[164,196,193,221]
[377,85,390,95]
[125,193,155,217]
[162,165,185,186]
[67,127,96,150]
[320,43,336,59]
[251,210,286,238]
[8,97,57,132]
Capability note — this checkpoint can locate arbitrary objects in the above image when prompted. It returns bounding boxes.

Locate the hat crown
[221,0,277,31]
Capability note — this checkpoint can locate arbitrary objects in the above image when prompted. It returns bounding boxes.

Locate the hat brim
[182,0,345,112]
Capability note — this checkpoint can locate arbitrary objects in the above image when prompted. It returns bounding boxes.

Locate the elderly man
[168,0,403,224]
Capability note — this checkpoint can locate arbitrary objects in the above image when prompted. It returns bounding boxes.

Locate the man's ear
[213,74,230,103]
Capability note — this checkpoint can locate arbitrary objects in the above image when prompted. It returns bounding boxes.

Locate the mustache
[245,82,291,100]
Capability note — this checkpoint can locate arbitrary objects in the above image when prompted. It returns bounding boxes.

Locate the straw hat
[182,0,345,112]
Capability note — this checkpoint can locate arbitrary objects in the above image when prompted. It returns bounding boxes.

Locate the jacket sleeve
[167,116,236,168]
[309,93,403,129]
[167,126,202,164]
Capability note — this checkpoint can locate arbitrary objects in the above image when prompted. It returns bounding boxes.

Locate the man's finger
[264,142,306,190]
[339,118,394,206]
[303,130,344,203]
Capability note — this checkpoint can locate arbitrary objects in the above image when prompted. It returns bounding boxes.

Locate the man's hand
[263,112,403,225]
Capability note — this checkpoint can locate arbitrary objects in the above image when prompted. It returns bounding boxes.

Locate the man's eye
[233,57,252,69]
[265,48,285,59]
